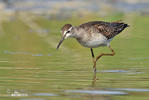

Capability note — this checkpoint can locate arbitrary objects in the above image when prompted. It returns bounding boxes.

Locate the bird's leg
[90,48,98,86]
[93,45,115,71]
[90,48,97,72]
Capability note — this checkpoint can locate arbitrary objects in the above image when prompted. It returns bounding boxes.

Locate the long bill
[56,34,66,50]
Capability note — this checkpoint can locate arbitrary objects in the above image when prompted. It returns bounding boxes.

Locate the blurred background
[0,0,149,100]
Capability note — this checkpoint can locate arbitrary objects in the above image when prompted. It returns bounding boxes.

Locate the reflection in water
[98,70,129,73]
[92,72,97,87]
[65,90,127,95]
[4,50,51,56]
[7,89,28,97]
[32,93,58,96]
[109,88,149,92]
[97,69,144,75]
[0,13,149,100]
[11,91,28,97]
[91,69,139,87]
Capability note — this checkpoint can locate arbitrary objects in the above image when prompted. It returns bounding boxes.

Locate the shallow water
[0,15,149,100]
[0,52,149,100]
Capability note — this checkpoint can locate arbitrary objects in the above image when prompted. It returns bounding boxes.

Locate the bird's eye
[67,31,70,33]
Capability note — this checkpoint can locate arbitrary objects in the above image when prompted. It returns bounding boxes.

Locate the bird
[57,20,129,72]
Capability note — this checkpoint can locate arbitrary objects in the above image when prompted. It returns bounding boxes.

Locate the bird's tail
[112,20,129,33]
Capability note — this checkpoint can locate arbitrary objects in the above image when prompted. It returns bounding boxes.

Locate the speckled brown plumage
[79,21,129,39]
[57,20,129,72]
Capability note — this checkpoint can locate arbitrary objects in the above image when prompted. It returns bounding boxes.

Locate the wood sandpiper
[57,20,129,72]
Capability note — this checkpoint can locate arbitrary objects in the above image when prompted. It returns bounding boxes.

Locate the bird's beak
[56,34,66,50]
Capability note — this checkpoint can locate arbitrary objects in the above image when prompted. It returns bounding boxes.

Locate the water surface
[0,14,149,100]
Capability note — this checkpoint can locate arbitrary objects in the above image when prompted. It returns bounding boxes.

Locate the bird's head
[57,24,74,50]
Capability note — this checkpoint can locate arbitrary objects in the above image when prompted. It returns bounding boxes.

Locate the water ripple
[32,93,58,96]
[109,88,149,92]
[65,90,127,95]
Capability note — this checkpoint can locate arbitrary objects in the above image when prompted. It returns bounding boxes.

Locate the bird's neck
[73,26,84,39]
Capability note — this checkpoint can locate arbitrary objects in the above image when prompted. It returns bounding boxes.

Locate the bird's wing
[79,21,129,39]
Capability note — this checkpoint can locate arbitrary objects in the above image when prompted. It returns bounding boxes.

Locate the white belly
[77,33,112,48]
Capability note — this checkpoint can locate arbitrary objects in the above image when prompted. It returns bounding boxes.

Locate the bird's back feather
[79,21,129,39]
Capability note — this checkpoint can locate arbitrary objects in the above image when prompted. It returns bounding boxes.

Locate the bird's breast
[77,33,111,48]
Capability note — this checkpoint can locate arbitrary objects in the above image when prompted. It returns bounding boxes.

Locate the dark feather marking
[79,21,129,39]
